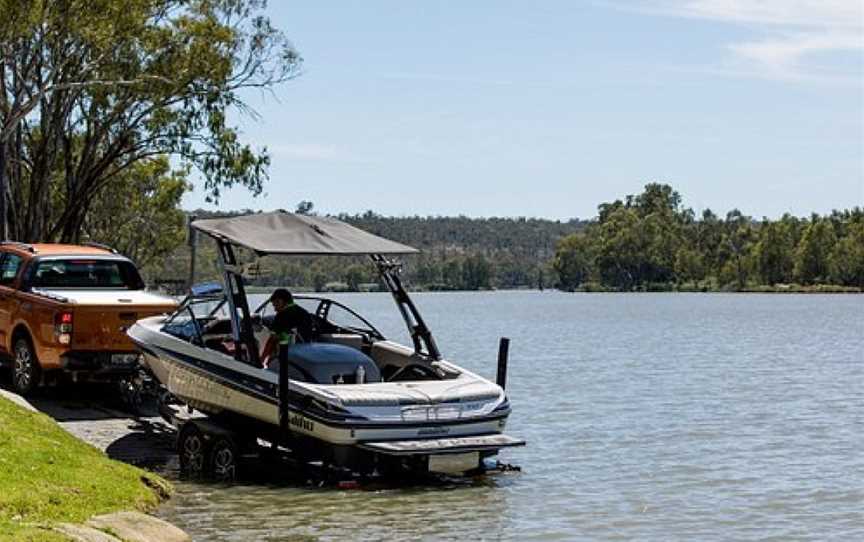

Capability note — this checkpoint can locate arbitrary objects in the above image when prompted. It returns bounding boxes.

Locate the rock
[87,511,190,542]
[55,523,121,542]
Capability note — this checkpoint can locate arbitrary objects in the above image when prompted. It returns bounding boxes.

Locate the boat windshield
[162,295,229,345]
[254,295,384,341]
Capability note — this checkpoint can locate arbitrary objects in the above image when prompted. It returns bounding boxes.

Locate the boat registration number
[428,452,480,474]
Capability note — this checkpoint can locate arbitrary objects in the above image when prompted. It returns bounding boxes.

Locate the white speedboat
[128,211,523,477]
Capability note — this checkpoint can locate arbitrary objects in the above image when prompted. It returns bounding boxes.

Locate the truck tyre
[178,423,207,479]
[208,436,238,482]
[12,337,40,396]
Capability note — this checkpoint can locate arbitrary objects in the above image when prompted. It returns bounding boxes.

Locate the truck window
[29,259,145,290]
[0,253,23,286]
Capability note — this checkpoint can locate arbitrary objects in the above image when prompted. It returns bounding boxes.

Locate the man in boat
[261,288,314,364]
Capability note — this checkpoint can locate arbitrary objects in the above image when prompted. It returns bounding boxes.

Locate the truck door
[0,252,24,352]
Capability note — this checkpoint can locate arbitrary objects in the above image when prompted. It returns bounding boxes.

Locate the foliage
[145,209,586,290]
[554,183,862,292]
[0,0,301,242]
[553,233,594,290]
[754,218,794,285]
[82,156,189,267]
[793,217,837,284]
[343,264,367,292]
[461,253,492,290]
[139,186,859,294]
[828,222,864,287]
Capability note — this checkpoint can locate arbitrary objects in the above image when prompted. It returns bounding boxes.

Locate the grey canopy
[191,211,419,255]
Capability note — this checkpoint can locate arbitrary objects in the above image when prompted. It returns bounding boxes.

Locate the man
[261,288,313,364]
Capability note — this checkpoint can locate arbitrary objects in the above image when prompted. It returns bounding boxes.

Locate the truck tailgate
[71,305,172,351]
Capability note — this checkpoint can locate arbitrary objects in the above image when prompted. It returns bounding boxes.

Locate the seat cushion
[269,342,381,384]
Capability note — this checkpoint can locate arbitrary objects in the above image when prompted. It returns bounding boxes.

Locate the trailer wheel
[178,424,207,478]
[208,436,238,482]
[117,375,144,415]
[12,337,41,396]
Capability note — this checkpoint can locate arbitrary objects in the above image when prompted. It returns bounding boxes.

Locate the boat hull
[132,319,515,448]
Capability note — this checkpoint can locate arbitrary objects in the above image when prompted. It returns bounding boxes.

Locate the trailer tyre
[178,424,207,479]
[209,437,238,482]
[12,337,40,396]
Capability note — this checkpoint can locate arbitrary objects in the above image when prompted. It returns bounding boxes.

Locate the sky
[182,0,864,221]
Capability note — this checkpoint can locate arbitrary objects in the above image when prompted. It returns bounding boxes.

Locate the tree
[754,220,794,285]
[82,156,188,268]
[828,222,864,287]
[719,210,755,288]
[595,206,644,289]
[312,271,327,293]
[442,258,462,290]
[0,0,301,242]
[632,182,682,217]
[462,253,491,290]
[641,210,682,284]
[695,208,724,274]
[794,218,837,284]
[412,256,441,287]
[344,264,365,292]
[553,232,594,290]
[674,246,705,287]
[296,200,314,215]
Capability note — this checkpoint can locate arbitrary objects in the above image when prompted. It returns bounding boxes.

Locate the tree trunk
[0,141,6,240]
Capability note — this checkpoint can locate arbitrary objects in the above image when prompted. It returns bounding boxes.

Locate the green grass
[0,397,172,541]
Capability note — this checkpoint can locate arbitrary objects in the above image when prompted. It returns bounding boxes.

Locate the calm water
[157,292,864,541]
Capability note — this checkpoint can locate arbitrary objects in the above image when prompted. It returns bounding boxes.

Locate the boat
[127,211,524,478]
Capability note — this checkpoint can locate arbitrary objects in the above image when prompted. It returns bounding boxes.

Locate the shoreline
[243,285,863,295]
[0,390,188,542]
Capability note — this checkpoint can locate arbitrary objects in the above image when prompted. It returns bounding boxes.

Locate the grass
[0,397,172,541]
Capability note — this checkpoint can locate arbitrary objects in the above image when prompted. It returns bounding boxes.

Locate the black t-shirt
[271,303,313,342]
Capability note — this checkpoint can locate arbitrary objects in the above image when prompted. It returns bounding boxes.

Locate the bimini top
[191,211,418,256]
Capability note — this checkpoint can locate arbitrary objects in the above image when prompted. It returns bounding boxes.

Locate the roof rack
[82,241,118,254]
[0,241,37,253]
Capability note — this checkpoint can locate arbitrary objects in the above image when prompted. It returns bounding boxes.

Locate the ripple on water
[156,292,864,541]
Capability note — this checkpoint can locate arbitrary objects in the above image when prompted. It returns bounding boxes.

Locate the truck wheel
[178,423,207,479]
[208,437,238,482]
[12,337,40,396]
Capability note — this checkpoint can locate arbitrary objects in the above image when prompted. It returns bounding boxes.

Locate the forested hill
[338,212,585,253]
[337,213,587,288]
[148,209,587,290]
[143,184,863,293]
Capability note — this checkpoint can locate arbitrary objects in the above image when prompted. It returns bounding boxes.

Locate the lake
[157,291,864,541]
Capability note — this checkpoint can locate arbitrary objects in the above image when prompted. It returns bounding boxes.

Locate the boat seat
[318,333,365,350]
[370,340,425,368]
[267,343,381,384]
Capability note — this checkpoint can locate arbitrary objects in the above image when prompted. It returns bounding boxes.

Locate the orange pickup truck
[0,242,177,395]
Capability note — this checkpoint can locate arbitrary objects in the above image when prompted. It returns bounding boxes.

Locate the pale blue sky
[183,0,864,220]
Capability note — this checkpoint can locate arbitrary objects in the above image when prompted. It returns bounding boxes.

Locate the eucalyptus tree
[719,209,755,288]
[828,222,864,287]
[794,216,837,284]
[81,156,188,268]
[0,0,301,241]
[553,232,595,290]
[754,219,794,285]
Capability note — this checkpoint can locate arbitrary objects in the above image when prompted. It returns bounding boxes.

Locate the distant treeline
[142,186,863,293]
[553,184,864,292]
[143,206,586,291]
